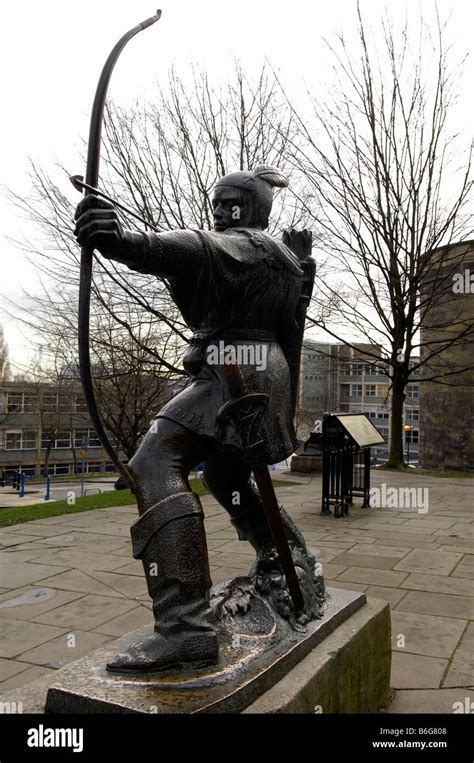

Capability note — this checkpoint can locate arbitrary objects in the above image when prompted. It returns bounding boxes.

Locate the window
[88,431,101,448]
[5,431,22,450]
[23,395,38,413]
[366,384,376,397]
[43,394,58,412]
[406,409,419,422]
[7,395,23,413]
[20,464,36,477]
[73,429,101,448]
[41,432,54,449]
[22,430,37,449]
[377,384,389,398]
[43,463,71,476]
[55,431,71,449]
[365,364,380,376]
[75,396,88,413]
[74,430,89,448]
[58,397,72,413]
[5,431,37,450]
[41,431,72,449]
[406,385,419,399]
[406,429,419,443]
[54,464,71,475]
[351,363,364,376]
[351,384,362,396]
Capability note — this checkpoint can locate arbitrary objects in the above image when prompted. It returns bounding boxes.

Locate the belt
[190,329,278,345]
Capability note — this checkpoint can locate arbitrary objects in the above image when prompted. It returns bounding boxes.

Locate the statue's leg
[107,418,218,673]
[203,450,313,562]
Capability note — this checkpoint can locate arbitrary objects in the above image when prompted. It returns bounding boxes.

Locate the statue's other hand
[74,194,124,257]
[282,228,313,261]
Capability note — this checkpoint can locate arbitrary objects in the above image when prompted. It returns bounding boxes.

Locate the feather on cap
[253,165,289,189]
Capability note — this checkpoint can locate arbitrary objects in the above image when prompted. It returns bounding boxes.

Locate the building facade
[419,240,474,470]
[298,340,420,463]
[0,381,113,477]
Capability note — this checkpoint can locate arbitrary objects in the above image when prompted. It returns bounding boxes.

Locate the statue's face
[212,186,254,232]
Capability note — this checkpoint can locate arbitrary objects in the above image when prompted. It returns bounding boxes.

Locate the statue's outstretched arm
[74,194,206,278]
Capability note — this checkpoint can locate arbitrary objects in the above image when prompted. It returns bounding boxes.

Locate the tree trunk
[386,372,405,468]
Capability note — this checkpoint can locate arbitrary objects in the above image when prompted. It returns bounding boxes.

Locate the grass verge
[0,478,300,528]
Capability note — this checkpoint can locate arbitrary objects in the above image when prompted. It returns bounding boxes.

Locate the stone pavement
[0,469,472,713]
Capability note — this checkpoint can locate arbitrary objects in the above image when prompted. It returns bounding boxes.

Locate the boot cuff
[131,492,203,559]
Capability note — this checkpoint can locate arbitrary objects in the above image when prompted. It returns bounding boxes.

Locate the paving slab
[390,652,448,689]
[0,549,50,563]
[0,586,85,620]
[32,569,127,598]
[320,563,348,578]
[400,573,474,597]
[452,557,474,579]
[1,524,77,538]
[396,591,474,620]
[0,657,38,682]
[0,618,68,658]
[211,566,251,583]
[25,549,129,572]
[443,649,474,687]
[0,562,71,589]
[387,688,474,713]
[13,532,127,553]
[0,533,44,548]
[111,560,145,577]
[394,549,462,575]
[338,567,408,587]
[403,517,458,529]
[31,594,137,630]
[325,580,368,592]
[366,587,408,607]
[0,665,54,691]
[390,610,466,658]
[93,605,153,637]
[346,543,411,558]
[207,552,255,569]
[17,630,112,669]
[327,552,401,570]
[88,570,147,599]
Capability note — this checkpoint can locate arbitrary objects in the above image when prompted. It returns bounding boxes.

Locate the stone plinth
[45,588,373,714]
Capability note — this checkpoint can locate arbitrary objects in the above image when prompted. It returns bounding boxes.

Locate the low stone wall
[291,455,323,472]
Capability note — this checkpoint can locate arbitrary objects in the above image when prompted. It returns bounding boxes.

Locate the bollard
[19,472,26,498]
[44,475,51,501]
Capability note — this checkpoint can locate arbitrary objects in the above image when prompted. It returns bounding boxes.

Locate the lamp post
[404,424,413,467]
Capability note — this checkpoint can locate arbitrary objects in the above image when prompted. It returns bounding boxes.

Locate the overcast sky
[1,0,472,374]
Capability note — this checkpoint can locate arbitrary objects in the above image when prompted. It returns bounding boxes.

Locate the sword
[217,357,305,613]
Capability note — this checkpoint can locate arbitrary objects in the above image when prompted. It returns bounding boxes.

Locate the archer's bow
[78,10,162,490]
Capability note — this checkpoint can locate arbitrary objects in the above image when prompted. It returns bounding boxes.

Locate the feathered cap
[215,165,288,228]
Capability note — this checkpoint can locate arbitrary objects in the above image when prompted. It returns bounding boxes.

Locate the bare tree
[6,63,313,368]
[0,326,10,384]
[287,6,473,467]
[18,296,182,464]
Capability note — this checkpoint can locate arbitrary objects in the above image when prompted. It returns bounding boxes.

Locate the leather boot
[230,483,314,561]
[107,492,218,673]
